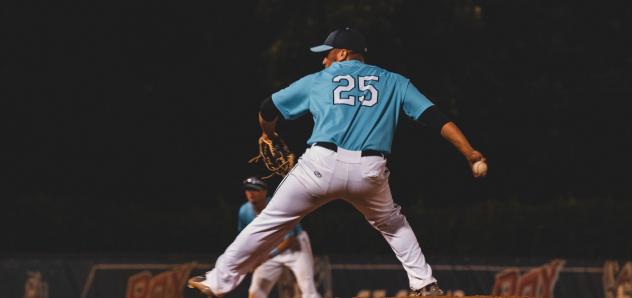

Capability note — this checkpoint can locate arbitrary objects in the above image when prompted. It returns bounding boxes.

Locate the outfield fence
[2,255,629,298]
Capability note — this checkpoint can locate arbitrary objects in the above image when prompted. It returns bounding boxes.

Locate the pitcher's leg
[204,174,329,295]
[346,182,436,290]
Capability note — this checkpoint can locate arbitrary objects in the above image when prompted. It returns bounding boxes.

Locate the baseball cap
[310,27,368,54]
[242,177,268,191]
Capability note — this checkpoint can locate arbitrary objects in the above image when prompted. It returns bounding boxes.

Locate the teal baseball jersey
[272,60,434,154]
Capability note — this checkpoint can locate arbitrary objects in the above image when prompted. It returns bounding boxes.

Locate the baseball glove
[248,134,296,179]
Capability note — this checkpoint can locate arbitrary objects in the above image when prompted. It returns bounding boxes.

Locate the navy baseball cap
[310,27,368,54]
[242,177,268,191]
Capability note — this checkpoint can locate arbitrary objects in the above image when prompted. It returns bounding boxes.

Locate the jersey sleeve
[402,80,434,120]
[271,74,314,120]
[237,206,247,232]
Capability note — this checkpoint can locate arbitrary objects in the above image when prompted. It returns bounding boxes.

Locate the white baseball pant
[249,230,320,298]
[204,145,436,295]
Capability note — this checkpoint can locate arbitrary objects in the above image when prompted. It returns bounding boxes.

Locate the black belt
[312,142,388,158]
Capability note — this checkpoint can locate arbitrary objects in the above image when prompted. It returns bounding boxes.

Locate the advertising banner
[1,255,627,298]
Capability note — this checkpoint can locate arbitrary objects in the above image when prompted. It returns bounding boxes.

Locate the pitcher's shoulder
[364,64,408,80]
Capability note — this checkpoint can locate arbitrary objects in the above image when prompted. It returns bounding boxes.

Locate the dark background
[5,0,632,258]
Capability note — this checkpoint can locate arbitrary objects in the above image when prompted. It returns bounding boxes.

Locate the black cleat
[410,282,445,296]
[187,275,218,297]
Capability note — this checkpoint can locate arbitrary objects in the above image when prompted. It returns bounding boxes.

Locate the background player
[239,177,321,298]
[189,27,487,297]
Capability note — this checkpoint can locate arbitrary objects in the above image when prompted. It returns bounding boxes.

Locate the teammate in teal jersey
[238,177,320,298]
[189,27,487,297]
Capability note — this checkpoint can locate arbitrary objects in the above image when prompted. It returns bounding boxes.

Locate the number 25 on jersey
[333,75,379,107]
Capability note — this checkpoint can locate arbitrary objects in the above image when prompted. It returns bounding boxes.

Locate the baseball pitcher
[189,27,487,297]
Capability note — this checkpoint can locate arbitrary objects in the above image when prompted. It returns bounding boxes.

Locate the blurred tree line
[5,0,631,257]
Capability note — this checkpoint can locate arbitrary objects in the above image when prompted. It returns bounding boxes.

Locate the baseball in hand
[472,160,488,177]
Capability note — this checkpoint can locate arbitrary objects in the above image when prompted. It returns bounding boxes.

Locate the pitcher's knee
[368,211,407,233]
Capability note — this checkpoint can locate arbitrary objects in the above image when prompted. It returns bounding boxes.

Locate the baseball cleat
[410,282,445,296]
[187,275,218,297]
